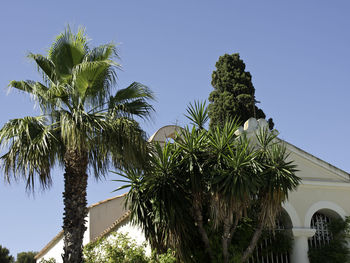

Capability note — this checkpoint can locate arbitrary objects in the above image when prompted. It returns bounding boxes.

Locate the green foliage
[15,251,37,263]
[0,245,14,263]
[150,250,177,263]
[188,216,293,263]
[83,232,176,263]
[208,53,273,129]
[2,26,154,190]
[185,101,209,130]
[118,102,299,262]
[308,217,350,263]
[38,258,56,263]
[262,231,292,256]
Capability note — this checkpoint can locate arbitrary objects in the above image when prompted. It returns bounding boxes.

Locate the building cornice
[300,179,350,190]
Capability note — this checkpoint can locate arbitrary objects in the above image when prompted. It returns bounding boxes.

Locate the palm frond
[174,126,209,197]
[84,43,120,62]
[208,119,239,159]
[8,80,70,114]
[89,116,148,173]
[108,82,155,119]
[27,53,56,83]
[185,100,209,129]
[116,143,195,256]
[9,80,48,98]
[255,127,278,152]
[253,131,300,228]
[0,116,59,190]
[48,26,88,79]
[112,82,155,102]
[72,60,118,105]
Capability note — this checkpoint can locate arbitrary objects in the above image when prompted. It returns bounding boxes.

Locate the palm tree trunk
[62,149,88,263]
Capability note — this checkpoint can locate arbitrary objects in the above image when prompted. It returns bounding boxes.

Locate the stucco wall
[36,212,91,262]
[36,224,90,263]
[288,151,348,182]
[283,142,350,229]
[287,185,350,227]
[36,237,64,263]
[88,195,128,241]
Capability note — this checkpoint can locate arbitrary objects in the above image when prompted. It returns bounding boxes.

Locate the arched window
[308,212,332,248]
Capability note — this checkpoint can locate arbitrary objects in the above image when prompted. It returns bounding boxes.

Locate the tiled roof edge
[88,192,127,209]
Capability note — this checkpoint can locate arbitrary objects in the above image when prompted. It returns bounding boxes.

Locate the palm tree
[0,27,154,263]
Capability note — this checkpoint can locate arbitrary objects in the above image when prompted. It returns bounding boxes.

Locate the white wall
[36,215,90,263]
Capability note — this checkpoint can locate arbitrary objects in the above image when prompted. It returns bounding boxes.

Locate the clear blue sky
[1,0,350,258]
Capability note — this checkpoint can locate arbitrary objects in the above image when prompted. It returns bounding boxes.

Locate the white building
[35,120,350,263]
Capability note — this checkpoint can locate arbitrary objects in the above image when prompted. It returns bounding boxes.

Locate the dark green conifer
[0,245,14,263]
[208,53,274,129]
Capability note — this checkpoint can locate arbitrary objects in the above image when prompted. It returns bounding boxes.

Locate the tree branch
[241,220,265,262]
[193,203,214,262]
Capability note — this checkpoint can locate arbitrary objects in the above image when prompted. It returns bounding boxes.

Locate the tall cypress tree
[208,53,274,129]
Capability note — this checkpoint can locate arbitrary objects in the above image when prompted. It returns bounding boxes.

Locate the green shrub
[15,251,37,263]
[38,258,56,263]
[84,232,176,263]
[0,245,14,263]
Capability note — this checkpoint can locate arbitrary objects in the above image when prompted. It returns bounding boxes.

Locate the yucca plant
[0,27,154,263]
[118,102,299,263]
[240,130,299,262]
